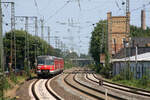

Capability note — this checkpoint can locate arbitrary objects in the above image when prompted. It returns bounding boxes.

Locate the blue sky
[2,0,150,55]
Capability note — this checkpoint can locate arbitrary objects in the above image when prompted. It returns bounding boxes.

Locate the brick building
[100,10,150,63]
[107,12,130,56]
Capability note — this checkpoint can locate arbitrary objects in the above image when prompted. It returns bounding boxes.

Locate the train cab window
[45,60,54,65]
[37,59,45,65]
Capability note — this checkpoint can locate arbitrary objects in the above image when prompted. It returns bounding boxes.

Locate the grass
[0,72,36,100]
[111,78,150,91]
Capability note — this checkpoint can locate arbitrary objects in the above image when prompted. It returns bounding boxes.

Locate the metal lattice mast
[126,0,129,13]
[48,26,50,55]
[25,17,28,60]
[0,1,4,99]
[26,17,30,71]
[15,16,37,76]
[48,26,50,46]
[126,0,130,37]
[1,2,16,72]
[40,18,44,55]
[11,2,16,72]
[35,17,38,60]
[0,0,3,70]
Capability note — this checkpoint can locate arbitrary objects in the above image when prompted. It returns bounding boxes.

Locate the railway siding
[86,73,150,100]
[75,73,123,100]
[50,68,88,100]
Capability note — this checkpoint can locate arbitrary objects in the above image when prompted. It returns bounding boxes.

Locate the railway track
[30,68,150,100]
[64,70,123,100]
[31,79,40,100]
[31,77,61,100]
[85,73,150,100]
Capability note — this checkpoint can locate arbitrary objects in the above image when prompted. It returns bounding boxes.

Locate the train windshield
[45,60,54,65]
[37,58,54,65]
[37,59,45,65]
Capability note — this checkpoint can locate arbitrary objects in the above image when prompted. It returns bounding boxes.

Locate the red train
[36,56,64,77]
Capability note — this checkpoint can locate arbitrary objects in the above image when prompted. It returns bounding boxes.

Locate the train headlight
[37,66,41,69]
[37,70,41,72]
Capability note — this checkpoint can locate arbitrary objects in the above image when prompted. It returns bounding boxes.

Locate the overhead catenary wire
[45,0,73,24]
[33,0,42,17]
[130,1,150,12]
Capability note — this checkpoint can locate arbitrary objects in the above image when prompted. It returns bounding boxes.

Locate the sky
[2,0,150,55]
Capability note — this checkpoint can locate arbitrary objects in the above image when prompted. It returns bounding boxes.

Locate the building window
[122,38,126,44]
[112,38,116,44]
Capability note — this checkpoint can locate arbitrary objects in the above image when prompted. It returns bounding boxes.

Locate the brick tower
[107,12,130,56]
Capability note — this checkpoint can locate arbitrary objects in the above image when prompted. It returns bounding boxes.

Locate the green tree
[65,51,78,59]
[89,20,107,64]
[130,25,150,37]
[89,20,112,77]
[3,30,55,71]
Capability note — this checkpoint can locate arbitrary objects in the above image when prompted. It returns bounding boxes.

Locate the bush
[64,60,74,69]
[10,73,17,84]
[138,75,149,86]
[112,74,124,81]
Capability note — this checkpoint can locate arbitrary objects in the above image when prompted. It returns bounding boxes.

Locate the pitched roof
[112,52,150,62]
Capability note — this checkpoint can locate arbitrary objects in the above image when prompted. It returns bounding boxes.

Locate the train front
[36,56,55,76]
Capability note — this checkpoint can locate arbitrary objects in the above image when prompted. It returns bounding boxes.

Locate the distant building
[113,37,150,59]
[112,52,150,79]
[100,11,150,65]
[71,58,94,67]
[141,10,146,30]
[107,12,130,56]
[100,12,130,63]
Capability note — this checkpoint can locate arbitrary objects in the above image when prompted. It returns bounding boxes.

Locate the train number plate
[42,70,49,73]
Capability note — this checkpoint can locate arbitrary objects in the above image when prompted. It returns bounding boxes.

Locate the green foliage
[130,25,150,37]
[101,47,111,78]
[87,64,95,70]
[138,75,149,86]
[112,67,150,90]
[3,78,11,90]
[64,60,74,69]
[112,65,134,81]
[112,74,124,81]
[90,20,107,64]
[0,75,4,99]
[65,51,78,59]
[53,49,63,57]
[112,78,150,91]
[3,30,55,70]
[10,73,17,84]
[90,20,112,76]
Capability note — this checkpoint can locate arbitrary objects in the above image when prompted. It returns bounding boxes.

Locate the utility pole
[25,17,30,74]
[35,17,38,63]
[2,2,15,73]
[11,2,16,73]
[0,1,4,99]
[25,17,29,76]
[126,0,129,13]
[15,16,36,77]
[15,16,37,75]
[40,18,44,55]
[48,26,50,46]
[54,36,59,48]
[126,0,130,80]
[48,26,50,55]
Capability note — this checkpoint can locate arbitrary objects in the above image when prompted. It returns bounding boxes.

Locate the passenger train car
[36,56,64,77]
